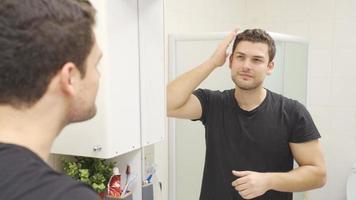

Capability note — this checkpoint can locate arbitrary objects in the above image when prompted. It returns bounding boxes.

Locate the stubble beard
[231,75,263,91]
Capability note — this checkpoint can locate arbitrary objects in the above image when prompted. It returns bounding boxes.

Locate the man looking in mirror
[167,29,326,200]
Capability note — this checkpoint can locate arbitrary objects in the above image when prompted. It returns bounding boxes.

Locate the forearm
[167,59,216,111]
[267,165,326,192]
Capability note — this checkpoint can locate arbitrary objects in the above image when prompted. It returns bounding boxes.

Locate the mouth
[238,73,253,79]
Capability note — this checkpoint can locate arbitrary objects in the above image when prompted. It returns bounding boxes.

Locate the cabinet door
[51,0,141,158]
[138,0,165,147]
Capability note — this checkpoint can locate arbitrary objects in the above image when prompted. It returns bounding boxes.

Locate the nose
[241,59,252,71]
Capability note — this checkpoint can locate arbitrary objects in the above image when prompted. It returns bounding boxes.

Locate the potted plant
[62,156,115,199]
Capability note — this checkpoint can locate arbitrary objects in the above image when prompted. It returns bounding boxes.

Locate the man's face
[229,41,274,90]
[69,40,102,123]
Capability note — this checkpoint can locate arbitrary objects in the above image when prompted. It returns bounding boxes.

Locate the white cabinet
[51,0,165,159]
[138,0,165,147]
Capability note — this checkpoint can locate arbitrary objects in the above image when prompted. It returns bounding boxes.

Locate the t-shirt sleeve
[53,175,99,200]
[59,185,99,200]
[192,88,210,125]
[289,100,321,143]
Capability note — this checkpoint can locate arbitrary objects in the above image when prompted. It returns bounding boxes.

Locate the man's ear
[266,61,275,75]
[59,62,79,96]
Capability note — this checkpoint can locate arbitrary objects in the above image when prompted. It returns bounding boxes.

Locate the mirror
[168,33,308,200]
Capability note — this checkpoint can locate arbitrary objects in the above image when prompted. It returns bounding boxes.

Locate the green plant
[62,156,115,193]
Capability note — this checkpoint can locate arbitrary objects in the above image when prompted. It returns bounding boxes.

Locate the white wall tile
[165,11,211,33]
[309,0,335,20]
[308,76,332,106]
[263,0,287,20]
[309,20,334,50]
[245,0,267,22]
[308,184,342,200]
[309,49,333,77]
[243,19,286,33]
[284,20,310,39]
[240,19,264,30]
[334,0,356,20]
[332,48,356,77]
[214,0,246,23]
[262,20,286,33]
[215,19,245,33]
[330,77,356,107]
[284,0,311,21]
[333,20,356,49]
[330,108,356,134]
[165,0,190,13]
[308,106,333,135]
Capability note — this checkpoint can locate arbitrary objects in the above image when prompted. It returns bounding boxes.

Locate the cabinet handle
[93,145,102,152]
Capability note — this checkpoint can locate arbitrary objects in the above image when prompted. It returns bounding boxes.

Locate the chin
[232,77,263,91]
[68,106,97,124]
[237,85,256,91]
[84,106,97,120]
[236,82,261,91]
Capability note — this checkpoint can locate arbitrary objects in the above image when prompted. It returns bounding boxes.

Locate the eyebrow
[235,52,265,59]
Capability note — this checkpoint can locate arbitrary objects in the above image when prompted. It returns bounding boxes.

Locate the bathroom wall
[160,0,356,199]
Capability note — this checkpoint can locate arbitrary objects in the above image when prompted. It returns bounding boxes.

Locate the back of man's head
[0,0,96,109]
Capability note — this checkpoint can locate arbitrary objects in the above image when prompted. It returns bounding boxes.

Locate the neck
[234,86,267,111]
[0,102,67,161]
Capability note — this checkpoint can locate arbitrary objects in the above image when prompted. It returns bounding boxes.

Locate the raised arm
[167,30,237,119]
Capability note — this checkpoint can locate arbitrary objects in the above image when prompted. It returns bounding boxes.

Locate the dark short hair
[232,29,276,62]
[0,0,96,108]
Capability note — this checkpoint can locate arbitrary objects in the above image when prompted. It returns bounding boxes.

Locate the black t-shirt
[0,143,99,200]
[193,88,320,200]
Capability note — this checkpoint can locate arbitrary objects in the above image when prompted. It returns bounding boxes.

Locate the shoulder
[0,144,98,200]
[193,88,235,108]
[194,88,234,99]
[49,176,99,199]
[267,89,305,112]
[26,174,99,200]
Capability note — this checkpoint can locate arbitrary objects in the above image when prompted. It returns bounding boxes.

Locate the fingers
[232,170,251,187]
[231,170,266,199]
[239,189,253,199]
[221,29,239,48]
[234,182,249,191]
[235,186,258,200]
[226,52,230,59]
[231,176,249,187]
[232,170,250,177]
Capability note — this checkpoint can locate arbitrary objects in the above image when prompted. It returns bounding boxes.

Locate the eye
[253,58,262,63]
[236,55,244,59]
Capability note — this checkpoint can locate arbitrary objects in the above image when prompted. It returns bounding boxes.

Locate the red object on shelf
[107,167,122,198]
